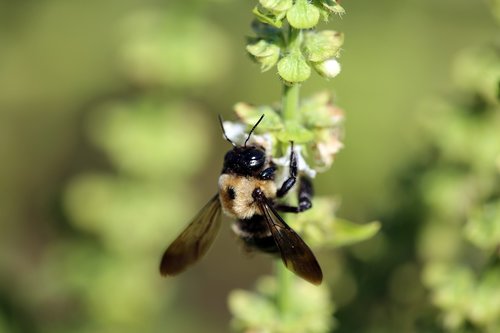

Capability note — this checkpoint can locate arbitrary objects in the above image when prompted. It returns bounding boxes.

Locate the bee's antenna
[218,115,236,147]
[244,114,265,147]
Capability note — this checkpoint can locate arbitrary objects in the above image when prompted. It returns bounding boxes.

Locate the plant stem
[282,24,302,122]
[276,25,301,316]
[282,83,300,122]
[276,259,292,315]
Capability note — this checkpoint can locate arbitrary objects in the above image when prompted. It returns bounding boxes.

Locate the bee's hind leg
[275,177,313,213]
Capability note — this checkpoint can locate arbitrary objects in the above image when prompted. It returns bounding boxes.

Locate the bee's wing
[256,194,323,285]
[160,194,222,276]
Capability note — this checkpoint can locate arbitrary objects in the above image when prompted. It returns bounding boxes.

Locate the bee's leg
[297,176,313,211]
[275,177,313,213]
[258,166,276,180]
[276,142,297,198]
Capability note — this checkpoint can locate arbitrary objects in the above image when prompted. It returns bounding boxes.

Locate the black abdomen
[233,215,279,254]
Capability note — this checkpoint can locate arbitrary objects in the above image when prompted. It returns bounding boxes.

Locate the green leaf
[277,52,311,83]
[330,219,381,247]
[276,120,314,143]
[304,30,344,62]
[291,197,379,248]
[234,102,284,131]
[286,0,320,29]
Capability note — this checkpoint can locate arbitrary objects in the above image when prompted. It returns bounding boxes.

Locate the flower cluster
[225,91,344,177]
[247,0,345,83]
[228,1,381,332]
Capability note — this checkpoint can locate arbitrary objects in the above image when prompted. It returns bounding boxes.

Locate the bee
[159,115,322,285]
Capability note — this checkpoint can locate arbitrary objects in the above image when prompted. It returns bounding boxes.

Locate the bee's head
[219,115,266,175]
[223,146,266,175]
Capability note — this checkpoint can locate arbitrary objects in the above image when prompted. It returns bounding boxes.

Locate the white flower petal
[222,121,247,145]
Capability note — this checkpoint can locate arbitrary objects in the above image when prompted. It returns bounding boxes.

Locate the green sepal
[259,0,293,14]
[304,30,344,62]
[277,52,311,83]
[252,6,284,28]
[286,0,320,29]
[234,102,284,131]
[321,0,346,16]
[275,120,314,143]
[246,39,281,72]
[300,91,344,128]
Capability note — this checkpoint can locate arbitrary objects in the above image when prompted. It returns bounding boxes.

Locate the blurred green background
[0,0,498,332]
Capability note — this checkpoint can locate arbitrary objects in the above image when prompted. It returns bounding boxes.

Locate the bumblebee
[159,115,322,285]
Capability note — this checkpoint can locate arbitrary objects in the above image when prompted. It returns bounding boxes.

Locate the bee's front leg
[276,142,297,198]
[275,177,313,213]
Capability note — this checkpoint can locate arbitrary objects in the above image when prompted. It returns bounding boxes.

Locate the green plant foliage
[416,24,500,332]
[229,276,334,333]
[293,197,381,248]
[120,10,230,87]
[62,100,212,332]
[87,101,210,178]
[464,202,500,251]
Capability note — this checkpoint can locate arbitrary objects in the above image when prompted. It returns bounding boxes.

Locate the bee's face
[223,146,266,175]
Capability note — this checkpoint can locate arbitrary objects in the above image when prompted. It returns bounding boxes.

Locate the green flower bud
[259,0,293,14]
[312,58,341,79]
[304,30,344,62]
[277,52,311,83]
[246,39,281,72]
[286,0,320,29]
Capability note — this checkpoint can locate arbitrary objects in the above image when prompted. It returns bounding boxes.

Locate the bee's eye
[227,187,236,200]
